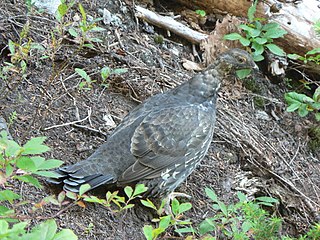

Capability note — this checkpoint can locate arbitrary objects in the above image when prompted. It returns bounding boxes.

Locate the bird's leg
[162,192,192,236]
[163,191,191,216]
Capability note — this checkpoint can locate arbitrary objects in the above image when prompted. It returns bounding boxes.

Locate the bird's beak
[252,63,260,75]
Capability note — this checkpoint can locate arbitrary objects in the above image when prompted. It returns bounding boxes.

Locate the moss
[308,126,320,152]
[253,96,265,109]
[154,34,164,44]
[243,78,261,93]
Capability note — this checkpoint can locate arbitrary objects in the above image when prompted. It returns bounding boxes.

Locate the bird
[49,49,257,197]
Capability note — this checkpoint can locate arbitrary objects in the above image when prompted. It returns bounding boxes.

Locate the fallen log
[174,0,320,56]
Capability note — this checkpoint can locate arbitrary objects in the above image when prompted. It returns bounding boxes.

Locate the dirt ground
[0,0,319,239]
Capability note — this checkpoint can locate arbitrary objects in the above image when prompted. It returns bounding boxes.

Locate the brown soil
[0,0,319,239]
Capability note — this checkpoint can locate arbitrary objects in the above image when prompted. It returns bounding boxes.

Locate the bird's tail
[47,164,115,193]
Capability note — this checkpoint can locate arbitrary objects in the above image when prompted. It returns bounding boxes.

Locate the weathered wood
[174,0,320,56]
[135,5,208,44]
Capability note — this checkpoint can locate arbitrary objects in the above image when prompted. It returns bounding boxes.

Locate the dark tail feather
[47,168,115,193]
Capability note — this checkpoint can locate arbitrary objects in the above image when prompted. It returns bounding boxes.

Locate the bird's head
[187,49,259,101]
[213,48,258,76]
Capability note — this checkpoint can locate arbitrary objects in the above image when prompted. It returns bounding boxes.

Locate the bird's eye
[237,56,247,63]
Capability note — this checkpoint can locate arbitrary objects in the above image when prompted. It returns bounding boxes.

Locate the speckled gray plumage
[50,49,257,196]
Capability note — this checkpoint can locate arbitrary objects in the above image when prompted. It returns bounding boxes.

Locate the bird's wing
[119,104,215,183]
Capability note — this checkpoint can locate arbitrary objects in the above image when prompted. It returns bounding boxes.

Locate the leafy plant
[100,66,128,87]
[141,197,193,240]
[198,189,281,239]
[285,87,320,121]
[0,131,63,189]
[224,0,287,62]
[67,3,105,49]
[288,48,320,65]
[75,68,96,90]
[195,10,206,17]
[0,219,77,240]
[68,183,149,212]
[8,111,17,128]
[0,131,77,238]
[4,23,42,79]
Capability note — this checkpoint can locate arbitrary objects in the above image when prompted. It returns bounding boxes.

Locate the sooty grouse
[49,49,257,196]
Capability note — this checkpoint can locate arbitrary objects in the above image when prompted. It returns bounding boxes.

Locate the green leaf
[33,171,62,178]
[30,156,45,168]
[262,22,279,31]
[239,37,251,47]
[253,53,264,62]
[298,104,309,117]
[8,40,15,55]
[237,192,247,202]
[286,102,301,112]
[239,24,255,32]
[236,69,251,79]
[174,227,195,234]
[0,220,9,233]
[315,112,320,121]
[140,199,157,210]
[247,0,258,22]
[16,156,37,172]
[313,87,320,101]
[265,44,286,56]
[159,216,171,230]
[218,201,228,216]
[178,202,192,214]
[68,28,78,37]
[287,53,303,60]
[122,203,135,210]
[66,191,78,200]
[306,47,320,55]
[6,165,13,177]
[252,42,264,55]
[101,66,111,80]
[53,229,78,240]
[4,140,21,157]
[83,43,95,49]
[285,92,314,104]
[30,43,45,51]
[223,33,242,41]
[171,198,179,216]
[124,186,133,198]
[0,190,21,203]
[250,29,261,38]
[256,196,279,204]
[79,184,91,196]
[90,27,106,32]
[195,9,206,17]
[89,37,103,43]
[263,28,287,39]
[37,159,64,170]
[0,205,12,216]
[75,68,91,81]
[15,175,42,188]
[133,183,148,197]
[242,221,252,233]
[56,3,68,22]
[255,37,268,45]
[199,218,215,235]
[205,188,218,202]
[142,225,153,240]
[29,219,57,240]
[112,68,128,75]
[22,137,50,155]
[78,3,86,22]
